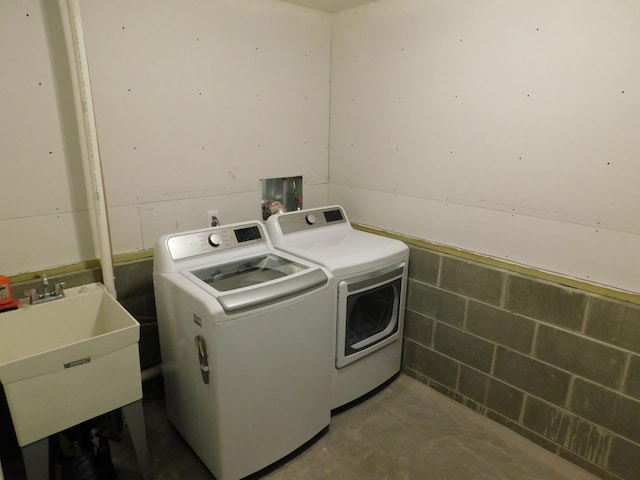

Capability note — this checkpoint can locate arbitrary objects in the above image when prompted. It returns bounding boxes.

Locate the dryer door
[336,263,406,368]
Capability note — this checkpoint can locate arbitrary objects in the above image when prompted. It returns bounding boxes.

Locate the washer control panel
[276,207,347,234]
[168,224,264,260]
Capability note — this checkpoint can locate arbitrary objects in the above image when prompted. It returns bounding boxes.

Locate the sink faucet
[29,274,66,305]
[42,274,49,297]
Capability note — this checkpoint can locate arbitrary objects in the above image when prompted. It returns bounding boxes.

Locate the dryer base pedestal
[332,340,402,410]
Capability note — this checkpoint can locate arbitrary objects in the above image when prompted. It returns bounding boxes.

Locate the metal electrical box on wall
[261,176,303,220]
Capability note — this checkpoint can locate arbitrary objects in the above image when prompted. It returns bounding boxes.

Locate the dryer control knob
[208,233,222,247]
[305,214,317,225]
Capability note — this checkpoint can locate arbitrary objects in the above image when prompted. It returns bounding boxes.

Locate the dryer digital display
[323,209,344,223]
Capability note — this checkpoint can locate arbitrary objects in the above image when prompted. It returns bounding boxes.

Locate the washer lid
[190,254,307,292]
[186,253,328,313]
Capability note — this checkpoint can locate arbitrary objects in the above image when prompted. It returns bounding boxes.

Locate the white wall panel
[138,191,262,250]
[0,2,80,219]
[81,0,331,206]
[331,185,640,293]
[108,205,144,255]
[0,213,96,276]
[298,182,329,209]
[330,0,640,293]
[0,0,331,276]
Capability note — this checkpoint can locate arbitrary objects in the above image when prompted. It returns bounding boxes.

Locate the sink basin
[0,283,142,446]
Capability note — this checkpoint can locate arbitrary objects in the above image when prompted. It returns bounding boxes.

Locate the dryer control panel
[275,207,348,234]
[167,224,265,260]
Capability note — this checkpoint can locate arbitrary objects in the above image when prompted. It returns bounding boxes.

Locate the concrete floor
[99,374,597,480]
[1,374,598,479]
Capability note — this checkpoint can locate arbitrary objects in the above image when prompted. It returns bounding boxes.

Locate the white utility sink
[0,282,142,447]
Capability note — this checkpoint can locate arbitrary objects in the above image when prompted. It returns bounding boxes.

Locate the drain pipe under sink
[58,0,117,298]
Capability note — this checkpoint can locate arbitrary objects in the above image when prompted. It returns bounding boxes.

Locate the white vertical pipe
[59,0,117,297]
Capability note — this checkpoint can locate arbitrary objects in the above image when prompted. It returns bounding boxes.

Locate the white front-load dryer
[153,221,334,480]
[265,206,409,409]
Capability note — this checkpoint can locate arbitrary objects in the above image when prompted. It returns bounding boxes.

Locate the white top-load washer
[265,206,409,409]
[153,221,334,480]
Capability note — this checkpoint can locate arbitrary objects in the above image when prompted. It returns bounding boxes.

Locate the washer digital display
[235,226,262,243]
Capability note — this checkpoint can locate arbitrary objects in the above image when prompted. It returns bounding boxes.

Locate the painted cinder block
[440,257,505,306]
[408,246,440,285]
[403,339,458,389]
[407,280,465,327]
[505,275,587,331]
[570,378,640,445]
[403,309,434,348]
[486,379,523,422]
[522,396,611,467]
[493,347,571,407]
[623,355,640,400]
[404,244,640,480]
[585,297,640,354]
[433,323,494,373]
[466,300,535,354]
[534,324,628,390]
[607,436,640,480]
[458,366,489,404]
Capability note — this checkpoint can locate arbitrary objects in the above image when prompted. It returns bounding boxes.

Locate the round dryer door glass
[345,278,401,354]
[191,254,308,291]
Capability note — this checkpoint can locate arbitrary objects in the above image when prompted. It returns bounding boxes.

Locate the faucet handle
[55,282,66,296]
[29,289,39,303]
[41,274,49,286]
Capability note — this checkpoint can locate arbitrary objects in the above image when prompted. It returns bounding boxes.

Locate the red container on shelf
[0,275,19,311]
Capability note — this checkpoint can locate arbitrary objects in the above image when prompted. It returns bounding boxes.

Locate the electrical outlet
[208,210,220,227]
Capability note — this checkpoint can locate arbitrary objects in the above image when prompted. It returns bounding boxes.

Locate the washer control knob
[208,233,222,247]
[305,214,317,225]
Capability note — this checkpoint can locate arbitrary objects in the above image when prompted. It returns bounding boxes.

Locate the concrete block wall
[404,245,640,480]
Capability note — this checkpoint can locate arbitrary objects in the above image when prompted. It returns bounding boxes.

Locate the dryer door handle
[194,335,210,384]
